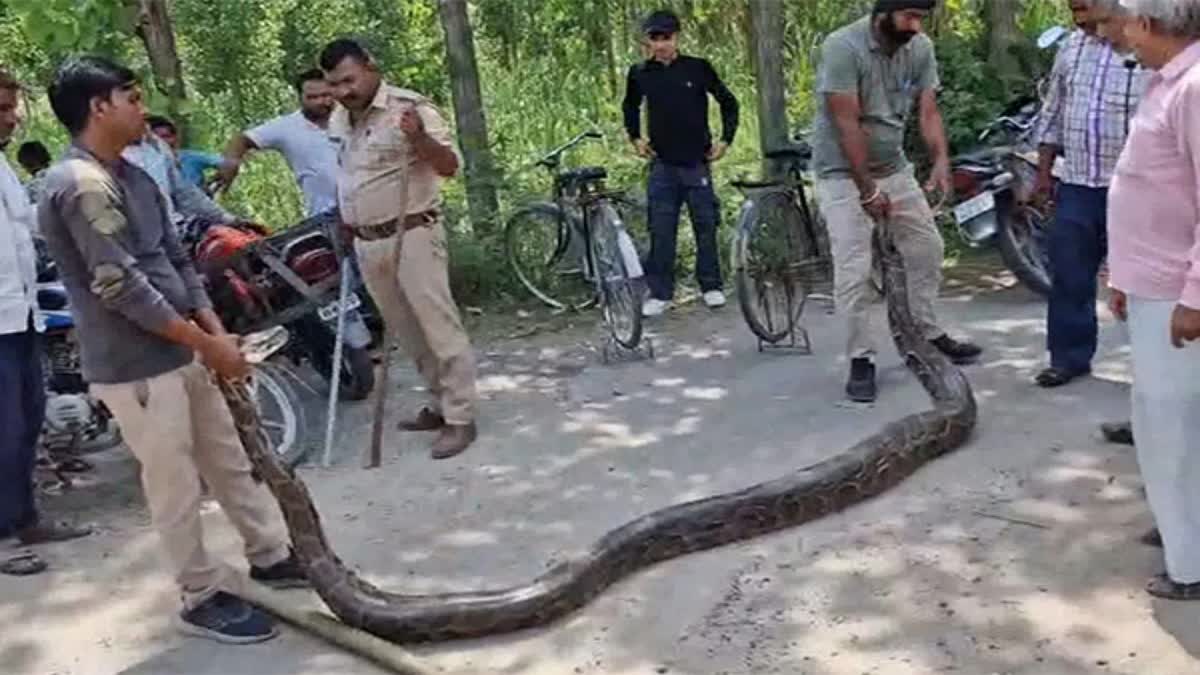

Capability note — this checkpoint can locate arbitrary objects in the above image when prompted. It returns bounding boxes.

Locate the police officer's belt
[352,209,440,241]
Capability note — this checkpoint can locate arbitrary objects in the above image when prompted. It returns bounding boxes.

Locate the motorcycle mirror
[1037,26,1068,50]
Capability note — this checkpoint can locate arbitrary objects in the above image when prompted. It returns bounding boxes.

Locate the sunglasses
[646,31,674,41]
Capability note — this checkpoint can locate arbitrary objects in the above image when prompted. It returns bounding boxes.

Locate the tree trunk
[747,0,788,179]
[985,0,1022,83]
[437,0,501,234]
[596,0,618,97]
[128,0,188,127]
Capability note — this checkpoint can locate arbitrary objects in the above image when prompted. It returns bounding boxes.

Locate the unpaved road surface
[4,263,1200,675]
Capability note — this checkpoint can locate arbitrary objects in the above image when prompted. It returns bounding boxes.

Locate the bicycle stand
[601,334,656,365]
[757,324,812,355]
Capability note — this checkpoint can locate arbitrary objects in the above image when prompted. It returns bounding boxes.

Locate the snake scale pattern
[217,224,977,643]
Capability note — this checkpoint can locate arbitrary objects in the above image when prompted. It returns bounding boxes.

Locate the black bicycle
[505,131,646,349]
[730,138,836,348]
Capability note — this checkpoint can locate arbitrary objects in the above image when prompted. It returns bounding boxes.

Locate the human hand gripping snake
[217,222,977,643]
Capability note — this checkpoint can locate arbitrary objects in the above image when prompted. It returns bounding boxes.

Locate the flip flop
[1147,574,1200,600]
[1,552,47,576]
[54,457,94,474]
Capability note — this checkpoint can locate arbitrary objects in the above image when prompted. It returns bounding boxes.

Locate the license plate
[317,294,362,322]
[953,191,996,225]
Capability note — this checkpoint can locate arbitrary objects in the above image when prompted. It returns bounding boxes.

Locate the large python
[217,223,977,643]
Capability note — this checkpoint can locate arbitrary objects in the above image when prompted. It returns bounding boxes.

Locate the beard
[302,105,332,122]
[881,14,918,45]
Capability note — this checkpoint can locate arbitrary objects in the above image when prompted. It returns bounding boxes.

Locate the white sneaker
[642,298,669,317]
[703,290,727,309]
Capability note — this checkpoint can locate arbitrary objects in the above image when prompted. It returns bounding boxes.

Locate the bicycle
[505,131,646,350]
[730,138,837,350]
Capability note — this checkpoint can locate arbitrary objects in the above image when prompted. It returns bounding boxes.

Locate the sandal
[1147,574,1200,600]
[17,521,93,546]
[54,457,94,474]
[1035,367,1089,388]
[1,552,47,576]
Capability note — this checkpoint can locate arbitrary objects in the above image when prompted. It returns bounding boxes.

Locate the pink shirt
[1108,41,1200,309]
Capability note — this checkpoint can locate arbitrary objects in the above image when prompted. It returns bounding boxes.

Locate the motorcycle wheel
[249,362,311,467]
[292,315,377,401]
[997,203,1052,298]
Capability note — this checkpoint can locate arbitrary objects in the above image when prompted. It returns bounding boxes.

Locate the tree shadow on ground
[6,276,1198,675]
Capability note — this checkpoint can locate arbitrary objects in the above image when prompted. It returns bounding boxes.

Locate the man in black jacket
[623,9,739,317]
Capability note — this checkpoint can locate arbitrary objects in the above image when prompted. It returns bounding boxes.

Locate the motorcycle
[189,211,378,401]
[937,26,1069,298]
[35,276,123,465]
[33,238,314,468]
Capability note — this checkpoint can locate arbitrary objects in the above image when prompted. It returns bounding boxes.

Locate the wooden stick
[237,581,438,675]
[366,335,394,469]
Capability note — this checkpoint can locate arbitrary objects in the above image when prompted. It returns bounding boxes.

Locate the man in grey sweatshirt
[38,55,306,644]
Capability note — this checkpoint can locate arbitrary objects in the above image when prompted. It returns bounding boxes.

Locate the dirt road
[4,267,1199,675]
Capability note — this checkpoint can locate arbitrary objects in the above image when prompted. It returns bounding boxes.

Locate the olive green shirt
[811,16,940,180]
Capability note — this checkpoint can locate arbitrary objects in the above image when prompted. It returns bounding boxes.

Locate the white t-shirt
[0,155,42,334]
[245,111,339,217]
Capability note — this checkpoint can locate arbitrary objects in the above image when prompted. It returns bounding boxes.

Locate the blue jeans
[0,321,44,538]
[645,160,722,301]
[1048,184,1108,374]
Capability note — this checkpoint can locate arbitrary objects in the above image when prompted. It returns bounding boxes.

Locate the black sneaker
[931,334,983,365]
[1101,421,1135,446]
[178,591,278,644]
[846,358,877,403]
[249,549,310,590]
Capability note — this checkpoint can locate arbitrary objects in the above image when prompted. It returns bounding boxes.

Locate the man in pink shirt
[1107,0,1200,601]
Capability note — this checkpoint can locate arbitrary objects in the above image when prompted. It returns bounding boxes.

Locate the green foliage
[0,0,1070,307]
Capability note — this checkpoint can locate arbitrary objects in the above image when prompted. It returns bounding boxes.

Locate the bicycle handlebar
[536,130,603,169]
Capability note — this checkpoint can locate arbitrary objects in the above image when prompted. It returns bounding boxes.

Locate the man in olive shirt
[321,38,478,459]
[812,0,981,403]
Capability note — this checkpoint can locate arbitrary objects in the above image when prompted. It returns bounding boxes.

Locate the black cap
[642,10,681,35]
[874,0,936,12]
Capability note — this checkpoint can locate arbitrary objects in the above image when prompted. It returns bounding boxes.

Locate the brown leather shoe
[431,423,477,460]
[398,407,445,432]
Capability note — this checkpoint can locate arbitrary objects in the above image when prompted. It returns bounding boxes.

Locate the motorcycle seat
[954,147,1008,166]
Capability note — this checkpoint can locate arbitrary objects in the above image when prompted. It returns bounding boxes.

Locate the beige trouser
[355,218,477,425]
[92,361,289,609]
[815,167,946,359]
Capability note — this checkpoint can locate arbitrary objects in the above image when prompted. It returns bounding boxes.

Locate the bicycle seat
[764,142,813,162]
[560,166,608,184]
[731,179,783,190]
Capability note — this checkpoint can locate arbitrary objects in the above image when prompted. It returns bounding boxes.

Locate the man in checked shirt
[1032,0,1151,389]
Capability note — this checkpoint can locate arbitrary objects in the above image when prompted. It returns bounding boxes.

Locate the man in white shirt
[123,126,236,238]
[214,69,339,218]
[0,69,90,576]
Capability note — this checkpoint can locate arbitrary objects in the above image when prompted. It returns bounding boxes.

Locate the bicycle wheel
[733,190,824,344]
[590,201,644,350]
[505,202,596,310]
[610,194,650,259]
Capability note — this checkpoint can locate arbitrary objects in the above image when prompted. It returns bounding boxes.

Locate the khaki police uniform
[330,84,476,425]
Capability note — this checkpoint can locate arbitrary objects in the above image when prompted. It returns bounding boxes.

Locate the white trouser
[1129,296,1200,583]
